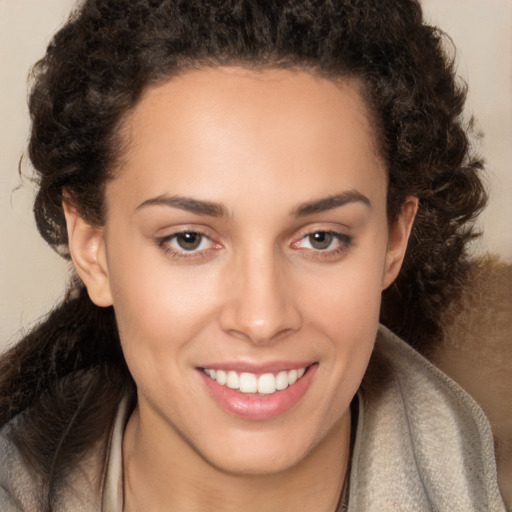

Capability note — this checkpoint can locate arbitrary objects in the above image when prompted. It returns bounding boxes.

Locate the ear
[382,196,418,290]
[62,200,113,307]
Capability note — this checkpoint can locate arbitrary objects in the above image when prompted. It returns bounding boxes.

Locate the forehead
[109,67,386,213]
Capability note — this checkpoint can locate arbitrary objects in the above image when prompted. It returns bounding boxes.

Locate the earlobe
[62,200,113,307]
[382,196,418,290]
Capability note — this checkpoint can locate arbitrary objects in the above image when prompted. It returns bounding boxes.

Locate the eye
[156,230,220,260]
[171,232,209,251]
[305,232,335,250]
[290,229,352,262]
[295,231,350,251]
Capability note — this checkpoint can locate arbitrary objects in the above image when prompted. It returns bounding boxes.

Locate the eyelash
[155,229,352,262]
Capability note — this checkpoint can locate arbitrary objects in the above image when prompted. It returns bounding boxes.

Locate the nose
[219,250,302,345]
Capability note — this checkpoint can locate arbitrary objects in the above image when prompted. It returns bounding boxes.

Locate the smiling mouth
[202,367,309,395]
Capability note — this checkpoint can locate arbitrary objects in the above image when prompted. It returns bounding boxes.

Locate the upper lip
[197,360,316,374]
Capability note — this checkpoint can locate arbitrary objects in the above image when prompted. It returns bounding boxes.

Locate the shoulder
[348,326,506,512]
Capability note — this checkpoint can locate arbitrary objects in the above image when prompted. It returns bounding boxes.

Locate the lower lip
[199,365,318,420]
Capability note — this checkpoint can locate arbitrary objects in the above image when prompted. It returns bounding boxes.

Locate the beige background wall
[1,0,511,349]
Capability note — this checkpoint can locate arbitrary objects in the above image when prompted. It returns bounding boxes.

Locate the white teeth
[203,366,308,395]
[226,371,239,389]
[239,372,258,393]
[275,371,289,391]
[257,373,276,394]
[216,370,227,385]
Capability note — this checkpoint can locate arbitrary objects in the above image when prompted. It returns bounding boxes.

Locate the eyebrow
[292,190,371,216]
[136,189,371,218]
[136,195,227,217]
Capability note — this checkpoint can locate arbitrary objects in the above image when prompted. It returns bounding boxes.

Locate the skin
[64,68,417,512]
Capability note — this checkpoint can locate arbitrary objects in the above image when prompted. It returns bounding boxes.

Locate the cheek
[108,267,223,408]
[305,244,386,327]
[314,267,383,369]
[105,244,220,359]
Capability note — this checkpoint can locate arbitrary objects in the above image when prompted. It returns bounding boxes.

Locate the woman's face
[70,68,414,475]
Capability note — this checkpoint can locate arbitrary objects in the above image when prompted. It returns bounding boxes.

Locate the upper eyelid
[299,229,349,237]
[294,220,351,233]
[156,225,216,240]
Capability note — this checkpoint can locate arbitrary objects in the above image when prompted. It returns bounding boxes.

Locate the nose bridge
[220,244,301,344]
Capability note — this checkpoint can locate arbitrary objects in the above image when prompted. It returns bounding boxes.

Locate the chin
[194,419,341,478]
[203,444,310,477]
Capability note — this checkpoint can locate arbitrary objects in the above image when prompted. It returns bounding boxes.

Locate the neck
[123,405,352,512]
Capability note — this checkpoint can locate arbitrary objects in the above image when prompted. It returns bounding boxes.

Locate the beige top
[0,326,507,511]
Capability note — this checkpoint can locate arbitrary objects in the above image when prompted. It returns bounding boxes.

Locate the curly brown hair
[0,0,486,507]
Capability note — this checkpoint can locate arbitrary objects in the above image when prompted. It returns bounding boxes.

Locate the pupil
[310,232,332,250]
[177,232,201,250]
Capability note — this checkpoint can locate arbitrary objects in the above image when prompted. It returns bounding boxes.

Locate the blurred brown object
[431,255,512,508]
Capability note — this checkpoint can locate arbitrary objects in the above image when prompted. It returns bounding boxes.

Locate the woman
[0,0,505,511]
